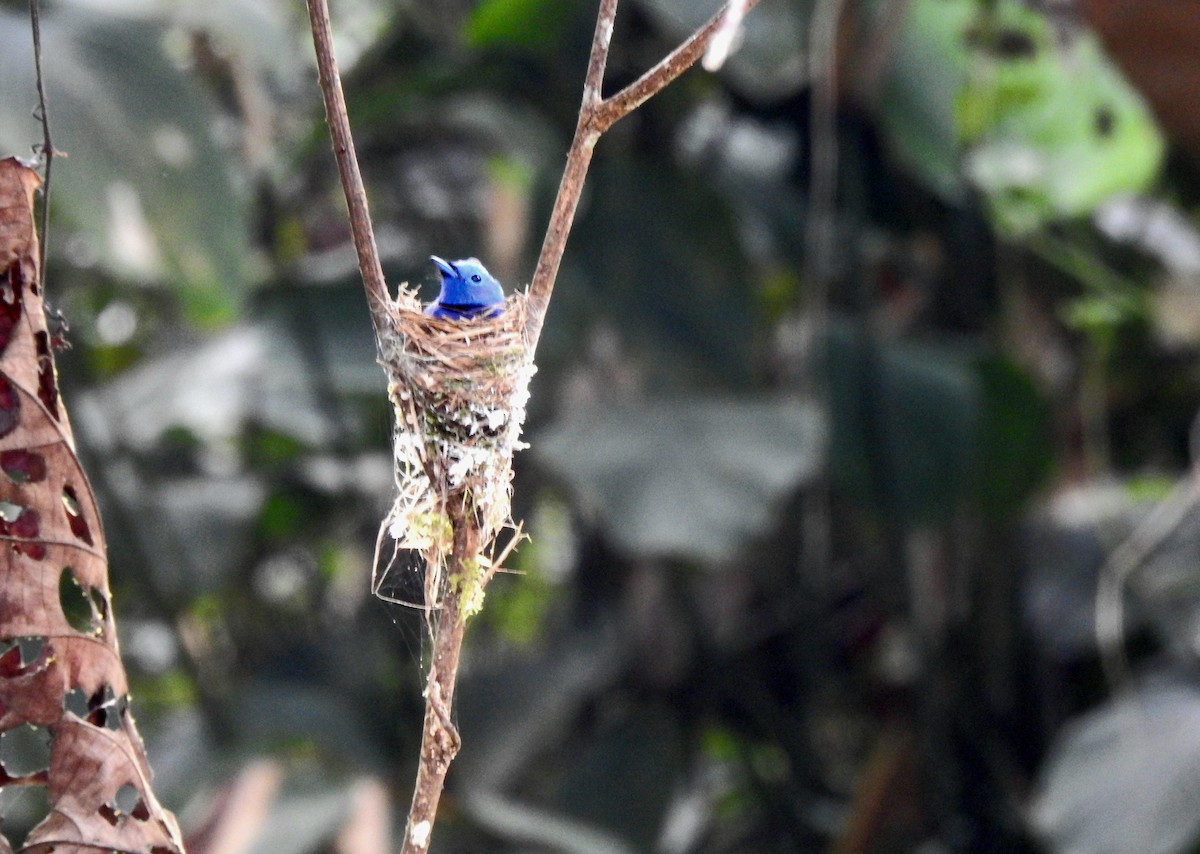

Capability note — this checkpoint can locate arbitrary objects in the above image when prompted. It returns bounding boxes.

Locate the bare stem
[28,0,52,289]
[400,505,479,853]
[583,0,619,109]
[523,0,762,353]
[305,0,391,338]
[799,0,845,585]
[599,0,761,130]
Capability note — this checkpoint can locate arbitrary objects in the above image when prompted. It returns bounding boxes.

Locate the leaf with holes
[0,158,183,853]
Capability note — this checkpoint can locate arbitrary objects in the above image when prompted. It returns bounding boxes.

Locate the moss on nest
[377,285,535,604]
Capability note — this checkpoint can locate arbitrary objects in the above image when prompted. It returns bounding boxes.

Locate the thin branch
[400,507,477,854]
[305,0,391,338]
[524,0,761,353]
[798,0,845,584]
[582,0,619,109]
[522,130,599,352]
[29,0,52,288]
[1096,471,1200,691]
[803,0,844,301]
[599,0,761,130]
[521,0,618,351]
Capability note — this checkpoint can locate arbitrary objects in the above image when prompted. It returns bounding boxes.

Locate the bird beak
[430,256,457,279]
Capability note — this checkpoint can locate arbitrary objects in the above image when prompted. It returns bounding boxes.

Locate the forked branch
[304,1,760,851]
[523,0,761,351]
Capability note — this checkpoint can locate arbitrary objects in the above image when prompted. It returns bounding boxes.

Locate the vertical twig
[29,0,52,288]
[305,0,391,339]
[799,0,844,586]
[401,500,477,854]
[805,0,844,288]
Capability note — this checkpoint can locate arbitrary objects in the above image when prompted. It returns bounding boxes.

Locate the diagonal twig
[599,0,761,130]
[522,0,761,353]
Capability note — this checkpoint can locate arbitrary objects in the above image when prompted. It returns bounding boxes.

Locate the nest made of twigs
[379,285,535,569]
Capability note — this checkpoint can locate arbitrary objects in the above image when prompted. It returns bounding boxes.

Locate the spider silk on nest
[375,265,535,618]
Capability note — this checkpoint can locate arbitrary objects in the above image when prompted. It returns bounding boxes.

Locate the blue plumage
[424,255,505,320]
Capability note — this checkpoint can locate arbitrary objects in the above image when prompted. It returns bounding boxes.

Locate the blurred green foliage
[466,0,575,52]
[1,0,1198,851]
[883,0,1163,232]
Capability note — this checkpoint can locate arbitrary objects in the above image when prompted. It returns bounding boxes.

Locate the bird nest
[376,286,535,611]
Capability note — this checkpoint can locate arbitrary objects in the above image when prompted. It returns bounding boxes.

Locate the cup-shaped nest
[380,287,535,563]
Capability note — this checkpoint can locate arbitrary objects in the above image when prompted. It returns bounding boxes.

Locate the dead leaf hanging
[0,157,183,854]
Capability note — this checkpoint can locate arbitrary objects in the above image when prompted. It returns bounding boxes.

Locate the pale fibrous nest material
[377,284,534,610]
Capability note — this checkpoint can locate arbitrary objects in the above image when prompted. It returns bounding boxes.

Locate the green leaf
[466,0,573,53]
[259,493,304,540]
[975,356,1052,516]
[825,322,979,522]
[880,0,1164,228]
[962,29,1164,233]
[1062,293,1137,334]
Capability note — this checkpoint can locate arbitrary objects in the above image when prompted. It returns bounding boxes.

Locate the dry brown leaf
[0,157,184,853]
[0,160,40,273]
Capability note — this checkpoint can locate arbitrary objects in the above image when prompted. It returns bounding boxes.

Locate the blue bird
[424,256,505,320]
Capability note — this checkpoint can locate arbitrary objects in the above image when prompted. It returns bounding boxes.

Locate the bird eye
[471,274,481,282]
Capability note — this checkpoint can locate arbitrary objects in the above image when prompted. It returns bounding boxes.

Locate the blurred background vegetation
[2,0,1200,851]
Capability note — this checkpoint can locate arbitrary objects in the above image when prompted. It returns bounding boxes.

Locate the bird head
[430,256,505,309]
